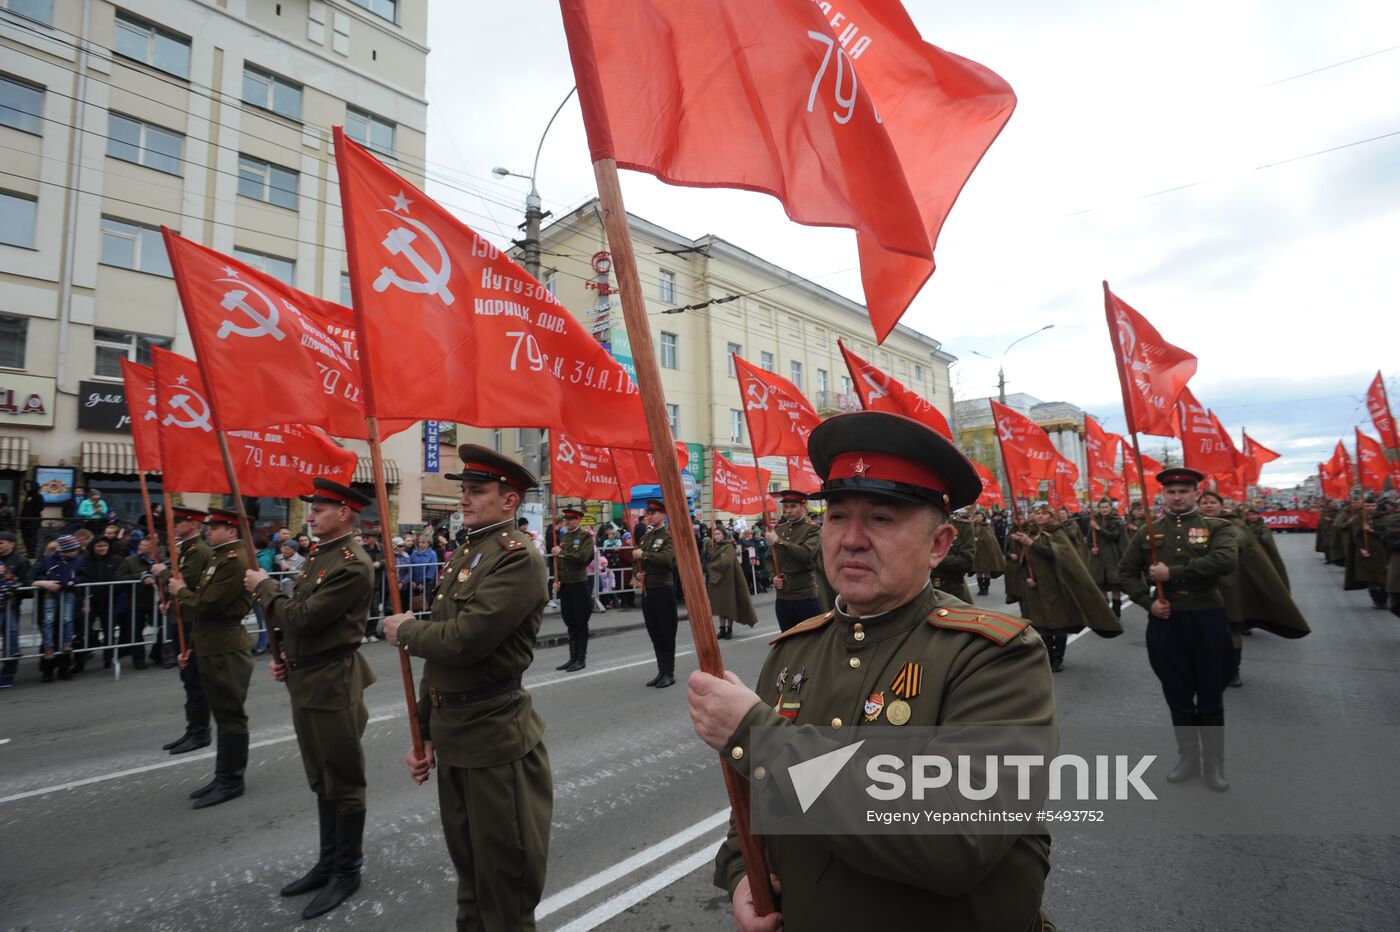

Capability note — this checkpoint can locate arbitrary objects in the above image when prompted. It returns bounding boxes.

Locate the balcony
[815,390,862,416]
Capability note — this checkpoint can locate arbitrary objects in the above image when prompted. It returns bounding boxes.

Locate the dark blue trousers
[1146,606,1233,717]
[775,597,823,633]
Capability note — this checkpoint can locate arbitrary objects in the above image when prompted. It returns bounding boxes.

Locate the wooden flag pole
[366,415,426,760]
[210,432,284,665]
[1355,431,1371,551]
[159,490,189,658]
[593,157,775,915]
[1103,281,1162,587]
[990,404,1035,587]
[550,487,561,595]
[137,471,157,542]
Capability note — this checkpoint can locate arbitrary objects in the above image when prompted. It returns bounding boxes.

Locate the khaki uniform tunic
[176,540,253,734]
[772,518,821,600]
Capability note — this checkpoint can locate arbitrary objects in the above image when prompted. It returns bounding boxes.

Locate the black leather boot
[302,808,364,919]
[1229,648,1242,688]
[1199,712,1229,792]
[566,630,586,671]
[555,631,576,671]
[281,797,337,896]
[1111,595,1122,618]
[56,652,73,681]
[168,725,211,755]
[164,708,195,751]
[1166,711,1200,784]
[193,732,247,809]
[40,654,54,683]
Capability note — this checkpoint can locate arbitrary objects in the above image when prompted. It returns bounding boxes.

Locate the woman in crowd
[33,535,83,682]
[704,526,757,639]
[78,535,125,671]
[116,535,158,670]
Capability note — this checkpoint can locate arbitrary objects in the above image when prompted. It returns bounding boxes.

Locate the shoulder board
[927,606,1028,646]
[769,610,835,645]
[226,549,238,558]
[342,547,355,561]
[498,531,526,551]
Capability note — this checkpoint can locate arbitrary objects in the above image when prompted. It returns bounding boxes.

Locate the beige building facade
[0,0,429,536]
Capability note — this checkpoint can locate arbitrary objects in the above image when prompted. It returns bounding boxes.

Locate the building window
[349,0,397,22]
[760,351,774,372]
[113,13,191,79]
[841,375,852,394]
[1,1,53,25]
[233,247,294,285]
[817,368,828,393]
[726,342,741,377]
[237,154,299,210]
[108,113,183,175]
[666,403,680,438]
[339,272,352,306]
[914,363,925,382]
[543,269,557,296]
[100,216,172,276]
[660,331,678,369]
[515,428,527,451]
[242,65,302,121]
[94,328,172,379]
[491,429,503,452]
[345,106,395,156]
[0,314,26,369]
[0,75,44,135]
[730,409,744,444]
[790,360,803,390]
[659,268,676,304]
[0,191,36,248]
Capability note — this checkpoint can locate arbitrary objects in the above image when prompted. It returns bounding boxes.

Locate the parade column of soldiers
[153,506,213,756]
[1118,467,1238,792]
[765,490,823,631]
[704,525,759,638]
[245,479,377,920]
[1087,498,1126,617]
[552,506,595,672]
[383,445,553,932]
[634,499,679,688]
[166,508,254,809]
[688,411,1058,932]
[970,509,1005,596]
[931,509,976,602]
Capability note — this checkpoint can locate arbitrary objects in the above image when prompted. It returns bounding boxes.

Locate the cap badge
[851,457,870,477]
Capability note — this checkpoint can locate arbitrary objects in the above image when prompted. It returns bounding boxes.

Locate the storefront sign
[77,380,132,432]
[0,373,56,428]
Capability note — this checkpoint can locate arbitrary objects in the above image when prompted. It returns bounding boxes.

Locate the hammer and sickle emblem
[216,278,287,341]
[163,391,213,432]
[861,370,890,401]
[745,380,771,411]
[557,438,577,465]
[373,213,455,305]
[997,419,1014,443]
[1115,309,1137,361]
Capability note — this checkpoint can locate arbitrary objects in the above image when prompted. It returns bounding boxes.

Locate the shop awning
[0,435,29,471]
[81,441,155,476]
[353,456,400,485]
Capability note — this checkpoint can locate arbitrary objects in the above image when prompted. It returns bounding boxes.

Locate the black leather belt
[286,643,359,672]
[428,678,522,707]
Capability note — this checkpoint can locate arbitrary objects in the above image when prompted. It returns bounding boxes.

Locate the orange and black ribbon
[890,662,922,700]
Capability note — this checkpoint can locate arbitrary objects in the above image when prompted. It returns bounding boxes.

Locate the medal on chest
[886,662,922,726]
[863,691,885,722]
[1188,527,1210,545]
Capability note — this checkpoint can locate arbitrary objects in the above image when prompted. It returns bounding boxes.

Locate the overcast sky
[423,1,1400,489]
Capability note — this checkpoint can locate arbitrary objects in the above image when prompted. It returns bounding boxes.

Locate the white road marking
[0,738,10,745]
[536,808,729,919]
[0,632,772,805]
[549,841,723,932]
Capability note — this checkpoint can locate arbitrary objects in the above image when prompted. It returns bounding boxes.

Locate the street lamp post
[492,87,576,507]
[972,324,1056,510]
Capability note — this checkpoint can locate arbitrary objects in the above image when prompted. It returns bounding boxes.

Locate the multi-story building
[513,200,957,517]
[955,393,1089,497]
[0,0,428,535]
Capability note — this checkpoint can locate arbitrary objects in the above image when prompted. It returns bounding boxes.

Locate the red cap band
[827,451,950,495]
[321,492,365,512]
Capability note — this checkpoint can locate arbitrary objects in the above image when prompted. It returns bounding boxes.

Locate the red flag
[1366,372,1398,451]
[733,355,822,458]
[1124,451,1164,503]
[1356,429,1391,493]
[1174,388,1238,474]
[560,0,1015,343]
[1048,453,1080,511]
[163,229,413,440]
[612,443,691,497]
[334,129,648,448]
[1083,415,1122,480]
[990,400,1058,483]
[785,455,822,495]
[552,434,625,503]
[151,348,356,496]
[120,359,162,473]
[973,461,1004,508]
[1091,476,1127,512]
[1240,431,1280,486]
[839,340,952,438]
[712,453,773,516]
[1103,284,1198,438]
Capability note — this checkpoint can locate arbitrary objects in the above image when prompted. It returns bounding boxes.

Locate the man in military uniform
[931,509,976,602]
[1087,498,1127,617]
[552,506,595,672]
[153,506,213,755]
[1118,467,1238,792]
[689,411,1056,932]
[382,446,553,932]
[635,499,678,688]
[167,508,254,808]
[765,490,823,631]
[245,479,376,920]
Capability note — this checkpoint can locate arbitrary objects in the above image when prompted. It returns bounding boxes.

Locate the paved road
[2,533,1398,930]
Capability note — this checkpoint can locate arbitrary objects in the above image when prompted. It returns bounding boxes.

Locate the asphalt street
[2,532,1399,931]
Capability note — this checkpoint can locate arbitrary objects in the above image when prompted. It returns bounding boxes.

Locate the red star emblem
[851,457,870,477]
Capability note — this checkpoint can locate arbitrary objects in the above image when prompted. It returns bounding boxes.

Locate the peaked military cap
[775,490,809,504]
[446,444,538,492]
[171,505,208,523]
[560,507,585,520]
[644,499,666,513]
[300,477,371,512]
[807,411,980,512]
[1156,466,1204,487]
[205,507,241,527]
